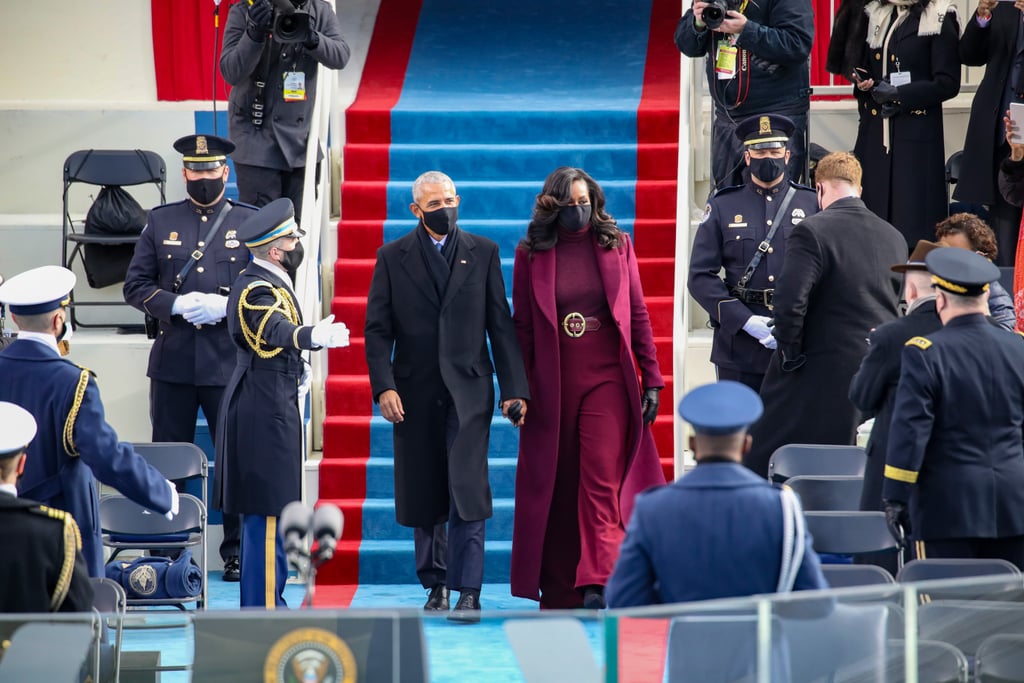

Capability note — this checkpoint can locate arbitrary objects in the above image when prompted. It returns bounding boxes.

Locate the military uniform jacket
[220,0,350,171]
[124,198,257,386]
[884,313,1024,540]
[0,340,173,576]
[688,180,818,374]
[214,263,316,517]
[605,462,827,607]
[0,492,93,613]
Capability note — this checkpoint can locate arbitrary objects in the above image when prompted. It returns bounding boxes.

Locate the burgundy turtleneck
[554,226,612,319]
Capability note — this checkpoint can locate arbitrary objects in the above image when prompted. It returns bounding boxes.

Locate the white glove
[171,292,202,316]
[164,480,179,521]
[760,334,778,350]
[298,364,312,404]
[310,314,351,349]
[181,293,229,326]
[743,315,773,341]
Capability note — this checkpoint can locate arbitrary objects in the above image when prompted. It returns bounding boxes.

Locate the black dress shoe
[448,589,481,623]
[424,584,450,611]
[222,556,240,582]
[582,586,605,610]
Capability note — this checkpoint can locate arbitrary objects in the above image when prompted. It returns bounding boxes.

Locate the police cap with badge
[236,197,306,248]
[0,266,76,316]
[0,401,37,460]
[678,380,764,436]
[735,114,796,149]
[926,247,1000,297]
[173,134,235,171]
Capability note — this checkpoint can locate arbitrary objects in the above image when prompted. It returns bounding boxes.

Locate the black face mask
[279,241,305,282]
[558,204,592,232]
[750,157,786,184]
[420,206,458,235]
[186,177,225,206]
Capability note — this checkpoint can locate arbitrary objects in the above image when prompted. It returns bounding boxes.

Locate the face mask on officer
[186,176,226,206]
[558,204,592,233]
[749,155,787,184]
[278,240,305,282]
[419,206,458,236]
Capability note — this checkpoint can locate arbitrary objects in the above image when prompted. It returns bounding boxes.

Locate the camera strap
[735,185,795,289]
[173,203,233,293]
[251,39,275,127]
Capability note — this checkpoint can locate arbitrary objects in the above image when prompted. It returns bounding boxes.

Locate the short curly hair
[934,212,999,261]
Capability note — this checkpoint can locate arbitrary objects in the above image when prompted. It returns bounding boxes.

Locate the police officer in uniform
[688,114,819,392]
[0,402,92,613]
[884,248,1024,566]
[214,198,351,608]
[124,134,255,581]
[0,266,176,577]
[607,380,827,607]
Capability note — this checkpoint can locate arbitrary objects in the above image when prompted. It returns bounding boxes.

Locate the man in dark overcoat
[883,248,1024,565]
[214,198,350,608]
[364,171,529,622]
[849,240,942,573]
[745,152,906,477]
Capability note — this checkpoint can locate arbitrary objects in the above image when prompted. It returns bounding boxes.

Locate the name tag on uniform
[283,72,306,101]
[890,71,911,87]
[727,222,748,228]
[163,240,182,246]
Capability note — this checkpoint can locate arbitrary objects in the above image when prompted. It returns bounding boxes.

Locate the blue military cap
[734,114,796,150]
[0,265,76,315]
[236,198,306,248]
[0,401,37,459]
[925,247,1000,297]
[173,134,235,170]
[678,381,764,435]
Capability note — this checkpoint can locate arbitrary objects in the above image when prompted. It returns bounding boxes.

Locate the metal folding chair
[821,563,895,588]
[0,622,95,682]
[835,639,968,683]
[785,475,864,511]
[768,444,867,484]
[975,633,1024,683]
[90,577,126,683]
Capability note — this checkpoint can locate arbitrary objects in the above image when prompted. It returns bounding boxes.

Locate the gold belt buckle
[562,312,586,338]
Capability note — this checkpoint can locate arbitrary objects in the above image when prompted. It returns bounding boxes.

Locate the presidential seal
[264,628,357,683]
[128,563,158,597]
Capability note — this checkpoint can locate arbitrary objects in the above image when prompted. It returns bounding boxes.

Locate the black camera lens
[701,0,729,29]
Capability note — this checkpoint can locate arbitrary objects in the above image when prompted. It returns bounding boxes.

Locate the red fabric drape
[811,0,836,87]
[152,0,233,102]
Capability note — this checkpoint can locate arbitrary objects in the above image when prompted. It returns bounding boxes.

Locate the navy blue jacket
[606,462,827,607]
[688,180,818,374]
[0,339,172,576]
[123,197,256,386]
[884,313,1024,540]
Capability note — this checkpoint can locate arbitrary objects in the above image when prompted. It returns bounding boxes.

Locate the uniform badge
[700,203,712,224]
[734,214,743,223]
[163,230,182,246]
[196,136,209,155]
[128,563,159,596]
[225,240,240,249]
[905,336,932,350]
[759,116,771,134]
[169,232,179,241]
[225,230,237,240]
[791,208,805,225]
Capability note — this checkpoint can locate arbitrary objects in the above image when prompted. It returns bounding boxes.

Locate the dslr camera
[270,0,311,44]
[702,0,743,30]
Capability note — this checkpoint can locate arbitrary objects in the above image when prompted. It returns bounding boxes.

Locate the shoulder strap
[173,203,233,292]
[736,185,798,289]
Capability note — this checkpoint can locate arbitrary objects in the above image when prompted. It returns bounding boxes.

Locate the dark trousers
[917,536,1024,569]
[716,367,765,394]
[234,162,318,223]
[414,398,485,592]
[711,108,809,190]
[240,514,287,608]
[150,379,240,560]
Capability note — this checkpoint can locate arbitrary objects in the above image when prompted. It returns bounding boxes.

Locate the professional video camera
[702,0,743,30]
[269,0,312,44]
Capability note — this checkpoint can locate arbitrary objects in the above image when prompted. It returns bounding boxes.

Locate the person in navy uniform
[688,114,818,393]
[884,248,1024,566]
[0,266,177,577]
[606,380,827,608]
[0,402,92,613]
[214,198,351,608]
[124,134,255,582]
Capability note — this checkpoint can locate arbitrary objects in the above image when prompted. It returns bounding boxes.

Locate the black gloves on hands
[247,0,274,41]
[871,80,900,105]
[641,388,660,426]
[883,500,911,549]
[303,30,320,49]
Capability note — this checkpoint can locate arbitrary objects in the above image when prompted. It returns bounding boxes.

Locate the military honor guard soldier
[688,114,818,393]
[124,133,257,581]
[883,248,1024,567]
[214,198,351,608]
[0,401,93,613]
[0,266,177,577]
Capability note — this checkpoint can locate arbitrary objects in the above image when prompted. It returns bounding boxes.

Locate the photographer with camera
[675,0,814,190]
[220,0,349,221]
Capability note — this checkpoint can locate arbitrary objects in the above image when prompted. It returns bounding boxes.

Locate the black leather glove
[883,500,911,549]
[641,388,660,426]
[246,0,274,41]
[303,29,320,49]
[871,80,900,105]
[506,400,523,427]
[879,102,901,119]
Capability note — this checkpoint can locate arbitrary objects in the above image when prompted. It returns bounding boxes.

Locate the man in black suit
[849,240,943,573]
[746,152,907,477]
[0,402,92,613]
[365,171,530,622]
[956,0,1024,265]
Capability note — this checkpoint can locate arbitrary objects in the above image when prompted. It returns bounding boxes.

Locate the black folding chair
[130,442,209,514]
[62,149,166,329]
[768,444,867,484]
[976,633,1024,682]
[896,558,1023,602]
[804,511,900,558]
[785,475,864,511]
[90,577,126,683]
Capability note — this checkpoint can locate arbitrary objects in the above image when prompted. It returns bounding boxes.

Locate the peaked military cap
[678,380,764,435]
[0,401,37,459]
[236,198,306,248]
[0,265,76,315]
[734,114,796,150]
[173,134,235,170]
[926,246,1000,297]
[892,240,942,273]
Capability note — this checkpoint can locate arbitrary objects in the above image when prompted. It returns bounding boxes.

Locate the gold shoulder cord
[62,370,90,456]
[239,281,300,359]
[34,506,78,611]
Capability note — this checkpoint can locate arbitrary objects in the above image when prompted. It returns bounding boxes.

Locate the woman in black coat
[851,0,961,250]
